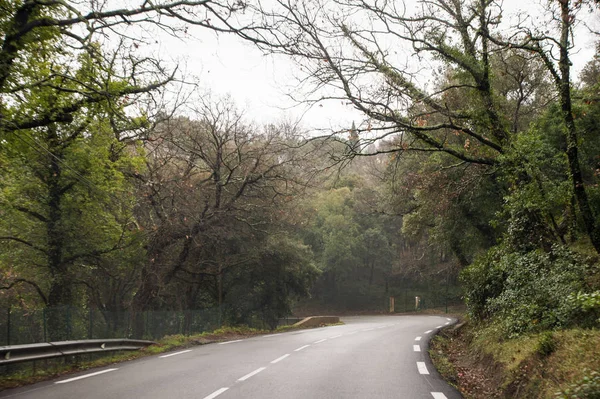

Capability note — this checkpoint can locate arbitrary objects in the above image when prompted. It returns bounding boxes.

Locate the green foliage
[462,244,598,337]
[460,246,506,321]
[297,176,403,310]
[224,236,320,329]
[535,331,556,357]
[555,370,600,399]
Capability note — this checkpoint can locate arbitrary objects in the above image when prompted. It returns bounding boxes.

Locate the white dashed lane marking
[431,393,448,399]
[294,345,310,352]
[218,340,243,345]
[159,350,192,358]
[436,325,443,328]
[203,387,229,399]
[415,336,422,341]
[270,354,290,364]
[55,369,118,384]
[314,339,327,344]
[238,367,266,382]
[329,334,342,339]
[417,362,430,375]
[413,345,421,352]
[424,330,432,334]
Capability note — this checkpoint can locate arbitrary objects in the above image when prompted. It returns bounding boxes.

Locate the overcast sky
[150,0,599,133]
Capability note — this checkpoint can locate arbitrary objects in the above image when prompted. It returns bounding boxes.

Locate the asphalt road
[0,315,462,399]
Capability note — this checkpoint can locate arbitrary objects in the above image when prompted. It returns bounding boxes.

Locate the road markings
[363,328,375,331]
[294,345,310,352]
[424,330,432,334]
[413,345,421,352]
[415,336,422,341]
[314,338,327,344]
[218,340,243,345]
[238,367,266,381]
[55,369,118,384]
[347,331,357,335]
[271,354,290,364]
[203,387,229,399]
[431,393,448,399]
[159,350,192,358]
[446,318,451,321]
[329,334,342,339]
[263,334,279,338]
[445,322,450,325]
[436,325,443,328]
[417,362,430,375]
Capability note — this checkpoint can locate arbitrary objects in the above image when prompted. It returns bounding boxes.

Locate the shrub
[535,331,556,356]
[461,244,597,336]
[460,246,506,321]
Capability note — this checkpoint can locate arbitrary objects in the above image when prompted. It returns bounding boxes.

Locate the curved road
[1,315,462,399]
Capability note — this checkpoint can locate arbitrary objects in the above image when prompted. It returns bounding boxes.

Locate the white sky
[148,0,599,133]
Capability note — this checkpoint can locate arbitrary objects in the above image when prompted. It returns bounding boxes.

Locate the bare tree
[131,96,317,314]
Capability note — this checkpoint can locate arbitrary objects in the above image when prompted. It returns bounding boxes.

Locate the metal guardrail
[0,339,155,365]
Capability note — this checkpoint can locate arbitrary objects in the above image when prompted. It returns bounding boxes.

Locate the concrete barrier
[292,316,340,328]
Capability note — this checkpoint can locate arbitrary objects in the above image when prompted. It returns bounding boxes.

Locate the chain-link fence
[0,306,226,345]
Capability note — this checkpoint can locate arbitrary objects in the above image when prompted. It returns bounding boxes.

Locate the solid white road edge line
[203,387,229,399]
[159,350,192,358]
[424,330,433,334]
[55,369,118,384]
[218,339,243,345]
[314,339,327,344]
[413,345,421,352]
[431,393,448,399]
[271,354,290,364]
[417,362,430,375]
[238,367,266,382]
[415,336,422,341]
[294,345,310,352]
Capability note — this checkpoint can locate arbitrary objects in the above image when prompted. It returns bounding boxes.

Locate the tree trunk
[558,0,600,254]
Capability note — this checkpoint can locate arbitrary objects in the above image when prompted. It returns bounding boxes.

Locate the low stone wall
[292,316,340,328]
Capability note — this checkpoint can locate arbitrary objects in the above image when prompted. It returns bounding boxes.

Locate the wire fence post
[43,308,47,342]
[6,306,11,346]
[88,308,93,339]
[65,306,71,340]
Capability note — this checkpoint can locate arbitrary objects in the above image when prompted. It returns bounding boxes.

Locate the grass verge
[430,319,600,398]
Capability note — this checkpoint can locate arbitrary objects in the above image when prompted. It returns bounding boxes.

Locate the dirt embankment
[430,320,600,398]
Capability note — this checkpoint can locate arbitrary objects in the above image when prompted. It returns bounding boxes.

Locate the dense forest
[1,0,600,347]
